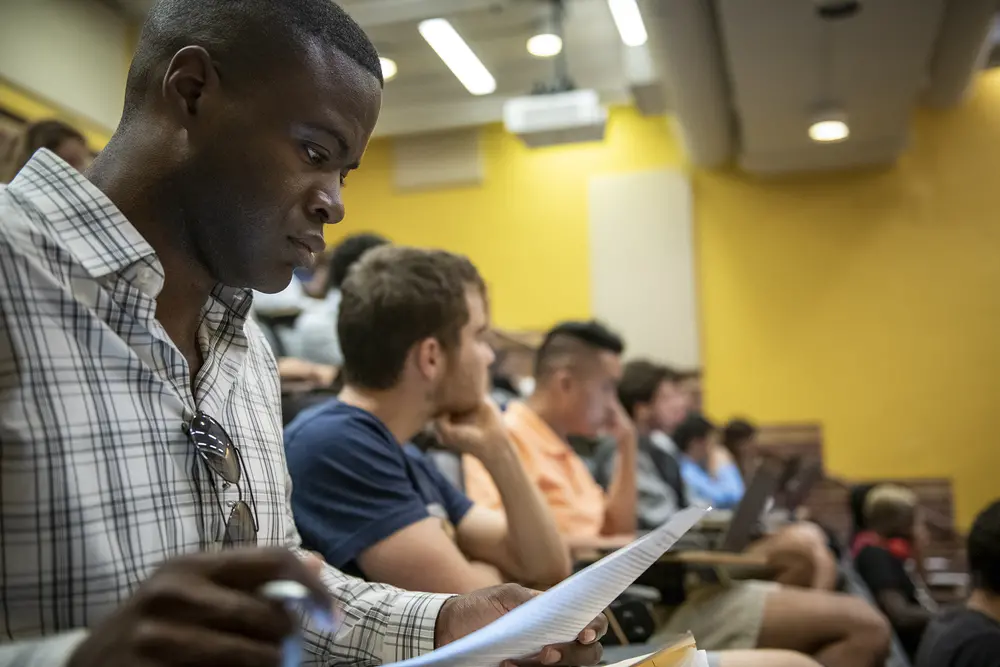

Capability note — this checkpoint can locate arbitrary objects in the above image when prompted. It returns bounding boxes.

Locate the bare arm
[601,400,637,536]
[356,517,505,594]
[440,404,571,588]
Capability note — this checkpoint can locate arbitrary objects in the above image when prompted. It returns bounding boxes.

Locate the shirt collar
[8,149,156,280]
[9,149,252,315]
[505,401,571,457]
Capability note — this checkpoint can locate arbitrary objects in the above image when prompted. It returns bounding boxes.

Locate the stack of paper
[387,506,709,667]
[605,635,709,667]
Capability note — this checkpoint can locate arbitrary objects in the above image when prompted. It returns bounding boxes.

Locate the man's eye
[303,145,327,166]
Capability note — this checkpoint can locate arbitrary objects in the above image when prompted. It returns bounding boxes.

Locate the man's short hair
[123,0,382,124]
[617,360,678,419]
[338,246,486,390]
[864,484,918,539]
[672,413,715,453]
[534,320,624,381]
[968,499,1000,594]
[723,418,757,449]
[327,233,389,292]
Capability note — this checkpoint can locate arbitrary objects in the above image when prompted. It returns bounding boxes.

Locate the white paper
[388,506,709,667]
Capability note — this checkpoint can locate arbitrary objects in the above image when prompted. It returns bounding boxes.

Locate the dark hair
[123,0,382,125]
[338,245,486,390]
[12,119,86,174]
[723,418,757,449]
[535,320,624,381]
[968,499,1000,594]
[327,233,389,291]
[672,413,715,453]
[617,360,678,419]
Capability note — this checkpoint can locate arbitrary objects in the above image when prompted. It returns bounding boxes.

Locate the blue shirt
[680,457,745,509]
[284,400,473,578]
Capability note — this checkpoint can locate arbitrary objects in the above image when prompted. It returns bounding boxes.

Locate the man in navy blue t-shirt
[285,246,571,593]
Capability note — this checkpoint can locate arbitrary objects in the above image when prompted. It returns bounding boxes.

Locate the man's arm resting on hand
[355,518,508,594]
[602,433,637,536]
[0,630,88,667]
[457,440,571,588]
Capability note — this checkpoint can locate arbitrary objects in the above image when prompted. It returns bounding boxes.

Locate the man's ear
[414,337,444,382]
[162,46,220,125]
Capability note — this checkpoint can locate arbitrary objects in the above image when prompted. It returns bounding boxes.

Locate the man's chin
[249,267,296,294]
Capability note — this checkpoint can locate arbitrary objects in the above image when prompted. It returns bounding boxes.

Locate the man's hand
[604,399,636,449]
[435,584,607,667]
[435,398,508,461]
[68,548,332,667]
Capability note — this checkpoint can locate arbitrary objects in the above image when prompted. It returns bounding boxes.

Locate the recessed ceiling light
[808,119,850,143]
[379,57,397,81]
[607,0,648,47]
[527,33,563,57]
[419,18,496,96]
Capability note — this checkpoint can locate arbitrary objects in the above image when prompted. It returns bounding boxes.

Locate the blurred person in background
[295,232,389,366]
[674,413,745,510]
[854,484,936,660]
[5,119,90,180]
[917,499,1000,667]
[723,418,761,482]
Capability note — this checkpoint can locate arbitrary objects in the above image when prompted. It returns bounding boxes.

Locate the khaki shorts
[651,580,778,651]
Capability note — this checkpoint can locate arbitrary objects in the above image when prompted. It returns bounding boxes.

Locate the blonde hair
[864,484,918,538]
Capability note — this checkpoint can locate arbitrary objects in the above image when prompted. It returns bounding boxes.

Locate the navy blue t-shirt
[284,399,473,578]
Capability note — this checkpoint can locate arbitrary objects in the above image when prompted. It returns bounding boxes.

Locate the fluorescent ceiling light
[418,18,496,95]
[379,57,397,81]
[809,119,850,143]
[607,0,648,47]
[527,33,563,57]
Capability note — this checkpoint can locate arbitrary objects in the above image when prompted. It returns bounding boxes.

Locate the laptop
[718,457,784,552]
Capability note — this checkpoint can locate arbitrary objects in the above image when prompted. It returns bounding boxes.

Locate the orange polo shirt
[463,401,606,539]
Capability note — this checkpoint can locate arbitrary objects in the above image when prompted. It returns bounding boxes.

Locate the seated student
[674,413,745,510]
[464,325,891,665]
[853,484,936,660]
[465,320,639,542]
[594,361,691,529]
[284,246,571,593]
[917,499,1000,667]
[295,232,389,366]
[723,418,761,483]
[601,361,838,591]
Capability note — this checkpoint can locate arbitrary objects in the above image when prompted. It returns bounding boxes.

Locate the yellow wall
[332,107,684,330]
[698,70,1000,529]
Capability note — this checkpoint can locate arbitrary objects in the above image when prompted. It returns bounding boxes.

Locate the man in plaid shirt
[0,1,606,666]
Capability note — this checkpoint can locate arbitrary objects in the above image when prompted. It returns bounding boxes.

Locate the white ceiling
[106,0,1000,173]
[642,0,999,174]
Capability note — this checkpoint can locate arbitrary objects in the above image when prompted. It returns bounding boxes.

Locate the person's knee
[846,599,892,658]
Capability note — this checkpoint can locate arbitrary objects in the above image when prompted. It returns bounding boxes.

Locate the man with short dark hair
[295,232,389,365]
[916,499,1000,667]
[285,246,571,593]
[464,320,638,540]
[673,413,745,510]
[0,1,606,665]
[595,360,690,529]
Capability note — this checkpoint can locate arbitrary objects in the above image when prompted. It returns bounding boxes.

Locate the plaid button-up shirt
[0,150,448,666]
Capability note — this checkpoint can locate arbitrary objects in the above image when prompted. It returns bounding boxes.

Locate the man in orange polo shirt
[464,321,892,666]
[464,320,637,542]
